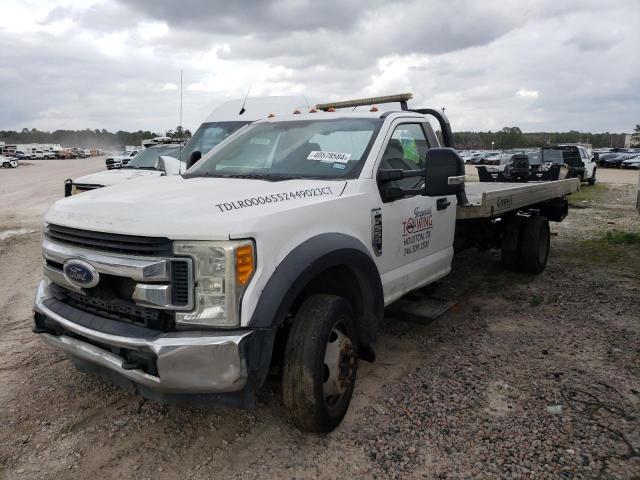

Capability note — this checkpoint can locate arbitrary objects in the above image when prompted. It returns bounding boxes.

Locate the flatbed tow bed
[457,178,580,219]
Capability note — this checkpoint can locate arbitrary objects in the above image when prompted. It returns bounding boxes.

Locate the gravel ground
[0,160,638,479]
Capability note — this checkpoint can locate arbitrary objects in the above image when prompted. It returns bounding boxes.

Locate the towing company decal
[307,151,351,163]
[402,206,433,256]
[215,186,333,212]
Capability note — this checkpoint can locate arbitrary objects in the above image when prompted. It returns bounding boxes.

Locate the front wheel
[2,162,9,168]
[282,294,358,432]
[587,168,596,186]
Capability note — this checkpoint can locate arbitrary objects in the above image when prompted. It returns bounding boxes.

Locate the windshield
[541,149,564,164]
[178,121,251,162]
[125,145,182,169]
[186,118,382,180]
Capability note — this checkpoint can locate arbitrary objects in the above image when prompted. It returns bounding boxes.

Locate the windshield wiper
[123,165,161,170]
[188,172,299,182]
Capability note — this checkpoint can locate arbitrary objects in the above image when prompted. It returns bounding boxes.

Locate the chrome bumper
[33,280,252,394]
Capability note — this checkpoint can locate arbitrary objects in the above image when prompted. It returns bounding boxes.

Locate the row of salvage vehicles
[475,144,597,185]
[39,93,580,432]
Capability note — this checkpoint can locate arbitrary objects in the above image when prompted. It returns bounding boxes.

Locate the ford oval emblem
[63,259,100,288]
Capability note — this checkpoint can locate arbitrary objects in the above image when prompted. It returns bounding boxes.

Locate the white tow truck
[33,94,579,432]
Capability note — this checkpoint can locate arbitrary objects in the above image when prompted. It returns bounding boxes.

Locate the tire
[520,216,550,274]
[2,162,9,168]
[587,168,596,186]
[282,294,358,433]
[501,215,524,270]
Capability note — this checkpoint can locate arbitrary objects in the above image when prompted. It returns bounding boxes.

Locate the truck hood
[46,175,347,239]
[74,169,164,186]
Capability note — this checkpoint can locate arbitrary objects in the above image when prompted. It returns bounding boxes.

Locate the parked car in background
[1,155,19,168]
[598,152,627,168]
[621,153,640,169]
[74,149,90,158]
[14,151,29,160]
[478,151,507,165]
[56,148,78,159]
[105,149,142,169]
[43,150,56,159]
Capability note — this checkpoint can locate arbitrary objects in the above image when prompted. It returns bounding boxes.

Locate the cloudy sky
[1,0,638,133]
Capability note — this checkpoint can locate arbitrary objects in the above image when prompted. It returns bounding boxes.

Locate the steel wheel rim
[322,321,356,410]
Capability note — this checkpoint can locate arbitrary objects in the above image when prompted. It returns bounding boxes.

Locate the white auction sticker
[307,151,351,163]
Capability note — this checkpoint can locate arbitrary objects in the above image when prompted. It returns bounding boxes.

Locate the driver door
[376,121,456,305]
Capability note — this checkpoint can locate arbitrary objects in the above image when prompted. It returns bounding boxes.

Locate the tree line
[0,125,633,151]
[0,127,191,150]
[453,127,631,150]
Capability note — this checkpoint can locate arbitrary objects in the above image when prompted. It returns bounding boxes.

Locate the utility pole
[179,70,183,130]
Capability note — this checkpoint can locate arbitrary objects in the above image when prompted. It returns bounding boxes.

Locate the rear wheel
[520,216,550,273]
[282,294,358,432]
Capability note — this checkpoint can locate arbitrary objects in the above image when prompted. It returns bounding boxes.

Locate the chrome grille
[45,224,172,257]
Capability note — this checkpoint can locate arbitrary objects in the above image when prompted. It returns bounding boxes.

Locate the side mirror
[423,148,465,197]
[187,150,201,169]
[64,179,73,197]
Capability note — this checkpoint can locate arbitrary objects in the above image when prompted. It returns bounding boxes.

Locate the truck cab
[541,144,596,185]
[66,143,184,195]
[33,94,577,432]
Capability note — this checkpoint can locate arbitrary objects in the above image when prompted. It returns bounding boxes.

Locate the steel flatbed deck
[456,178,580,220]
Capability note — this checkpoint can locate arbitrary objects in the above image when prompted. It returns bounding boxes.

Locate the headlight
[173,240,255,327]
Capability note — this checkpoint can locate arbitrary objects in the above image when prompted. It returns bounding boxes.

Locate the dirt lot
[1,161,639,479]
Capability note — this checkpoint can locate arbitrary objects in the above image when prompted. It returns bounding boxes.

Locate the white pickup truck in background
[34,94,578,432]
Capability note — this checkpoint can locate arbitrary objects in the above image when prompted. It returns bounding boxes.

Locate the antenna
[178,70,183,174]
[239,86,251,115]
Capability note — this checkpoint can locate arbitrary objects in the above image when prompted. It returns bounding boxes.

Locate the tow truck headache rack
[316,93,455,149]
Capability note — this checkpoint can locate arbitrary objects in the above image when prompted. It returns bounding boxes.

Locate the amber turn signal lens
[235,244,255,285]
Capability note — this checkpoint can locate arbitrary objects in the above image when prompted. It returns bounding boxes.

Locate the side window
[379,123,429,189]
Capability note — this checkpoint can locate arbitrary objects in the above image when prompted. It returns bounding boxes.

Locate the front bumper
[33,280,261,398]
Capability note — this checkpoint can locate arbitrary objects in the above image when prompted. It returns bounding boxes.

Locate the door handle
[437,198,451,210]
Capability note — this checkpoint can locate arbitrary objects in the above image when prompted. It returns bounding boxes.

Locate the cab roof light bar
[316,93,413,111]
[316,92,455,149]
